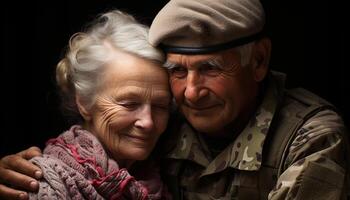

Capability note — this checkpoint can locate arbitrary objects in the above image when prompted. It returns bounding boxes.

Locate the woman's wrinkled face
[82,51,170,166]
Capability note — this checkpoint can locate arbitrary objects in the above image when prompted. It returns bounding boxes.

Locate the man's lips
[184,104,219,110]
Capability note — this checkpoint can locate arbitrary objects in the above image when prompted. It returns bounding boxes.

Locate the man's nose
[134,105,154,131]
[184,71,208,103]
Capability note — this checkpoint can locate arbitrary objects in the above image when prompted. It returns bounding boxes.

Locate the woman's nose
[134,105,154,131]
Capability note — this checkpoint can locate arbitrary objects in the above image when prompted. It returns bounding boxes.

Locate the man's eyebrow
[164,61,182,69]
[164,58,225,69]
[198,58,225,69]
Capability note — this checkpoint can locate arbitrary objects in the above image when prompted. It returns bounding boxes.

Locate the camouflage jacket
[159,71,349,200]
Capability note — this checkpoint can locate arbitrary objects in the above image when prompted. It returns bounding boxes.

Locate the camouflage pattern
[161,71,349,200]
[268,109,348,200]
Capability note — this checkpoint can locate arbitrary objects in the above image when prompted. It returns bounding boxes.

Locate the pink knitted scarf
[30,125,170,200]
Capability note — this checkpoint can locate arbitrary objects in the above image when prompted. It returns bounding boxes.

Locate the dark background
[1,0,348,156]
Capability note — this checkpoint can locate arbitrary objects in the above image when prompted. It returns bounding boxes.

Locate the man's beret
[149,0,265,54]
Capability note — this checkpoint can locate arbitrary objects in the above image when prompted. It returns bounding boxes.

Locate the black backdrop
[1,0,348,156]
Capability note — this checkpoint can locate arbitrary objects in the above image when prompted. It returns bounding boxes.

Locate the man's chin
[189,119,221,134]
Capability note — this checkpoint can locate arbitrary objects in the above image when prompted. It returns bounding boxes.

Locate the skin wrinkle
[86,96,117,164]
[168,47,259,137]
[97,98,124,164]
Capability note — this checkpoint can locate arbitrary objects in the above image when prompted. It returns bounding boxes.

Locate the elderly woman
[27,10,172,199]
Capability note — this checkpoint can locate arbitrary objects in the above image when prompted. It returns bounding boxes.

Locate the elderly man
[147,0,349,199]
[0,0,349,199]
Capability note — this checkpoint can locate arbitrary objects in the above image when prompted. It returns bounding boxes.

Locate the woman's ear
[76,95,92,121]
[251,37,271,82]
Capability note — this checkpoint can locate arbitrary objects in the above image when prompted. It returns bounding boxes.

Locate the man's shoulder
[270,87,343,147]
[262,87,345,168]
[285,88,333,107]
[278,87,337,120]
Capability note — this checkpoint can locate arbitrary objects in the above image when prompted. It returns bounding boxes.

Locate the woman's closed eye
[119,101,140,110]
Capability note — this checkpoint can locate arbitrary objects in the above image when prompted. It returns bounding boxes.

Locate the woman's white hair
[56,10,164,118]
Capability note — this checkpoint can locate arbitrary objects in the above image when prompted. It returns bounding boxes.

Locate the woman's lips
[124,134,151,142]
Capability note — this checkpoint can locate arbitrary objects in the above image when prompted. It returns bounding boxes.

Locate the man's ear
[76,95,92,121]
[251,37,271,82]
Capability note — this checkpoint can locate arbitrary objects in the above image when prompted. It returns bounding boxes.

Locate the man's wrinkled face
[85,51,171,165]
[167,48,259,136]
